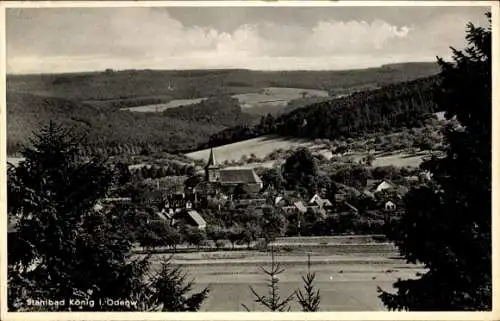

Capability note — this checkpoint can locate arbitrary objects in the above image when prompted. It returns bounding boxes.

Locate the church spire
[206,147,217,168]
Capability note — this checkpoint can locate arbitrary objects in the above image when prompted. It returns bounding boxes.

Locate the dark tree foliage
[6,92,222,156]
[7,122,207,311]
[261,207,287,244]
[282,148,319,196]
[379,13,492,311]
[162,95,255,127]
[233,183,254,199]
[206,76,438,148]
[183,226,207,250]
[146,257,210,312]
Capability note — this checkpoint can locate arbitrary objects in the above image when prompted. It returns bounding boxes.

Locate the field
[233,87,329,109]
[185,135,316,162]
[371,152,427,167]
[121,87,330,113]
[185,135,427,168]
[121,98,206,112]
[144,237,424,311]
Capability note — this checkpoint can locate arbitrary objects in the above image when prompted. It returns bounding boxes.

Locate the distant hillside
[6,92,222,156]
[7,63,441,156]
[7,62,440,110]
[205,75,439,149]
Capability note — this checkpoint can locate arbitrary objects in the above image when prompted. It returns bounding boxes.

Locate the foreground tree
[7,122,208,311]
[379,13,492,311]
[242,249,295,311]
[146,257,209,311]
[295,254,321,312]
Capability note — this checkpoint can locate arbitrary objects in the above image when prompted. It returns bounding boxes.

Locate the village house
[172,209,207,230]
[308,194,334,210]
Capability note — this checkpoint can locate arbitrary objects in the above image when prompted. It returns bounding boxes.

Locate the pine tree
[379,13,491,311]
[295,254,321,311]
[145,257,210,311]
[242,249,295,311]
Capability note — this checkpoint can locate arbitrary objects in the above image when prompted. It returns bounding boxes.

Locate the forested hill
[206,75,439,148]
[7,62,440,109]
[6,92,222,156]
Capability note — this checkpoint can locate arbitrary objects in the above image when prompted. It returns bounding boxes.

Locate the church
[192,148,264,200]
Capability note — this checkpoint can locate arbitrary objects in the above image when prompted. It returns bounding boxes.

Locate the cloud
[309,20,410,53]
[6,7,483,73]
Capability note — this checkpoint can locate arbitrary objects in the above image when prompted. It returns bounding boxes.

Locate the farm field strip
[185,135,317,161]
[121,98,206,112]
[185,135,426,169]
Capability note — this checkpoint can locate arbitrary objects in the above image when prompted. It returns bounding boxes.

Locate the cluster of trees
[206,76,439,148]
[161,95,257,127]
[137,221,207,251]
[129,164,195,181]
[7,123,209,311]
[202,206,288,248]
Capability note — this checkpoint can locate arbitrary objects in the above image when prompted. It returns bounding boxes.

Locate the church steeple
[206,148,217,168]
[205,148,220,182]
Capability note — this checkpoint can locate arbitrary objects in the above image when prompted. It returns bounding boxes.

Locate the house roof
[185,210,207,227]
[219,169,263,185]
[372,180,395,192]
[156,211,172,221]
[293,201,308,213]
[309,194,333,207]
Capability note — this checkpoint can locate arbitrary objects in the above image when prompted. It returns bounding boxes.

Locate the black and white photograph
[1,1,497,318]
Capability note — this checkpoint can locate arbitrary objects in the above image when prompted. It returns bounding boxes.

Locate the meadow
[121,98,206,112]
[234,87,329,108]
[185,135,315,162]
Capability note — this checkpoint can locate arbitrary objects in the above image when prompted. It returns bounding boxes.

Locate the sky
[6,5,490,74]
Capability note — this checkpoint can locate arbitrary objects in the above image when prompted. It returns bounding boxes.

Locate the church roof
[219,169,263,184]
